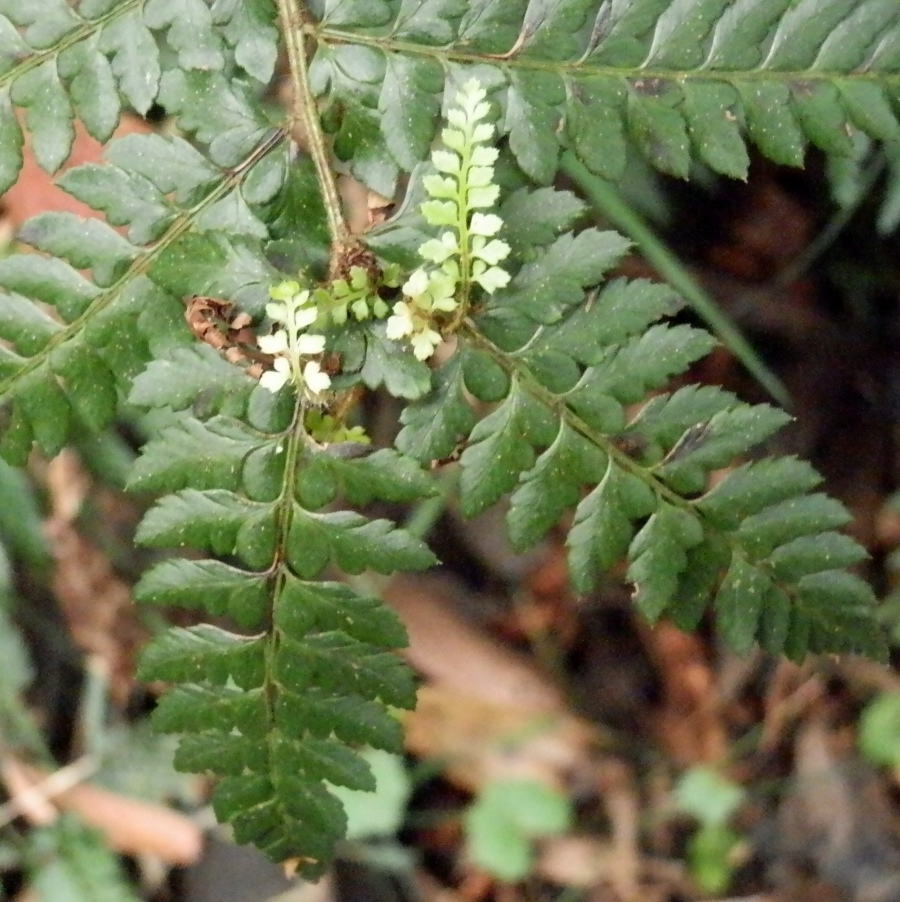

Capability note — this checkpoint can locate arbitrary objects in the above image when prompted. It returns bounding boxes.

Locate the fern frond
[313,0,900,187]
[0,0,280,190]
[0,1,890,875]
[133,386,436,873]
[0,120,291,462]
[395,212,885,661]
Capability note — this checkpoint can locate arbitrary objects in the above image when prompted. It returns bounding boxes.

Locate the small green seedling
[673,766,746,894]
[463,778,571,883]
[859,692,900,769]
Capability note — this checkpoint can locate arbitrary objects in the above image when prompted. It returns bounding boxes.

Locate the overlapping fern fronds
[0,0,894,872]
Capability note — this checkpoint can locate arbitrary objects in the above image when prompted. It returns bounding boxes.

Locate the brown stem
[276,0,351,263]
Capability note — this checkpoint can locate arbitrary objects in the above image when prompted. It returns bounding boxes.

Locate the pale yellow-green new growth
[386,78,511,361]
[260,281,331,399]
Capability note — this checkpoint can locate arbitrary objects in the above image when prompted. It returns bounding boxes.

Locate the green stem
[455,133,474,312]
[263,390,308,729]
[277,0,350,256]
[273,394,308,565]
[314,27,892,86]
[559,151,790,408]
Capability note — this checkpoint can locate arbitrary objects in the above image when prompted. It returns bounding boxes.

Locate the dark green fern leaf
[315,0,900,187]
[0,0,892,877]
[0,0,275,191]
[390,198,886,661]
[132,377,433,872]
[0,122,288,461]
[396,353,477,463]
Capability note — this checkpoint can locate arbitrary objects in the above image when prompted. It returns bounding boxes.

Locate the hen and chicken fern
[0,0,897,875]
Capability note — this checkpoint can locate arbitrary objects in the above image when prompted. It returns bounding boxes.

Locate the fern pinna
[0,0,897,874]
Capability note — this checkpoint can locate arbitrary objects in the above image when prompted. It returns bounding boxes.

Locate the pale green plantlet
[386,78,510,360]
[419,232,459,264]
[432,150,460,174]
[473,241,508,265]
[386,299,444,361]
[405,269,458,310]
[420,199,457,225]
[260,286,331,398]
[312,266,392,326]
[467,185,500,208]
[467,167,494,188]
[673,766,747,892]
[472,261,509,293]
[471,146,499,167]
[471,213,502,235]
[262,263,394,385]
[304,410,371,446]
[350,298,370,319]
[267,279,303,304]
[421,175,456,198]
[464,778,571,882]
